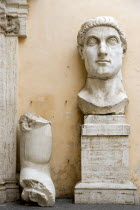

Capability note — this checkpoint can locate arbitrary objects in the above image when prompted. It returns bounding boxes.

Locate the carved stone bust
[77,16,128,115]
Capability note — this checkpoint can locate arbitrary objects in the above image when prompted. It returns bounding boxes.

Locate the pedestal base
[0,180,20,203]
[75,182,139,205]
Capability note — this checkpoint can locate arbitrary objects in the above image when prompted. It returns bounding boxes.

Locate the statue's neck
[86,75,123,96]
[78,71,128,114]
[80,72,126,106]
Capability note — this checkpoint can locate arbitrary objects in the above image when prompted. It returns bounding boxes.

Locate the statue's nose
[98,42,108,56]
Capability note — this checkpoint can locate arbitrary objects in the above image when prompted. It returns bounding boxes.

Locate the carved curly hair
[77,16,127,54]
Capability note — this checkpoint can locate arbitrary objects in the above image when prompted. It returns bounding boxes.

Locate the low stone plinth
[75,182,139,204]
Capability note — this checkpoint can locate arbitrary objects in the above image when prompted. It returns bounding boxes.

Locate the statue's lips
[96,60,110,64]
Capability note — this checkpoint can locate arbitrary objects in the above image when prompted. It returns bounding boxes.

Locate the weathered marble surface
[19,113,55,207]
[77,16,128,114]
[75,115,139,204]
[0,0,28,203]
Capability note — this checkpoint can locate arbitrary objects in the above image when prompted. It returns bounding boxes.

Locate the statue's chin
[89,73,116,80]
[88,69,119,80]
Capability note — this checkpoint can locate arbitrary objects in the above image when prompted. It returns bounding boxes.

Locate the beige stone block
[75,182,139,205]
[82,124,130,136]
[84,115,126,124]
[81,136,129,183]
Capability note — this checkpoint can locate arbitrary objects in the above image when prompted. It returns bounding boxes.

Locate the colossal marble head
[77,16,127,80]
[77,17,128,114]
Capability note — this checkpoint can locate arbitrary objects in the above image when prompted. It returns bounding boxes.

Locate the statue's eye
[107,37,118,45]
[87,37,99,46]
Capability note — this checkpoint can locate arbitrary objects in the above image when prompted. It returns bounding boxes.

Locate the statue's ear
[121,42,126,57]
[78,45,84,60]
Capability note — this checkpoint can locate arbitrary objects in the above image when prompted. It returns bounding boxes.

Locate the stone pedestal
[75,115,139,205]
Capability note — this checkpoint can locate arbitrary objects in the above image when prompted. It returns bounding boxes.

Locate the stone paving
[0,199,139,210]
